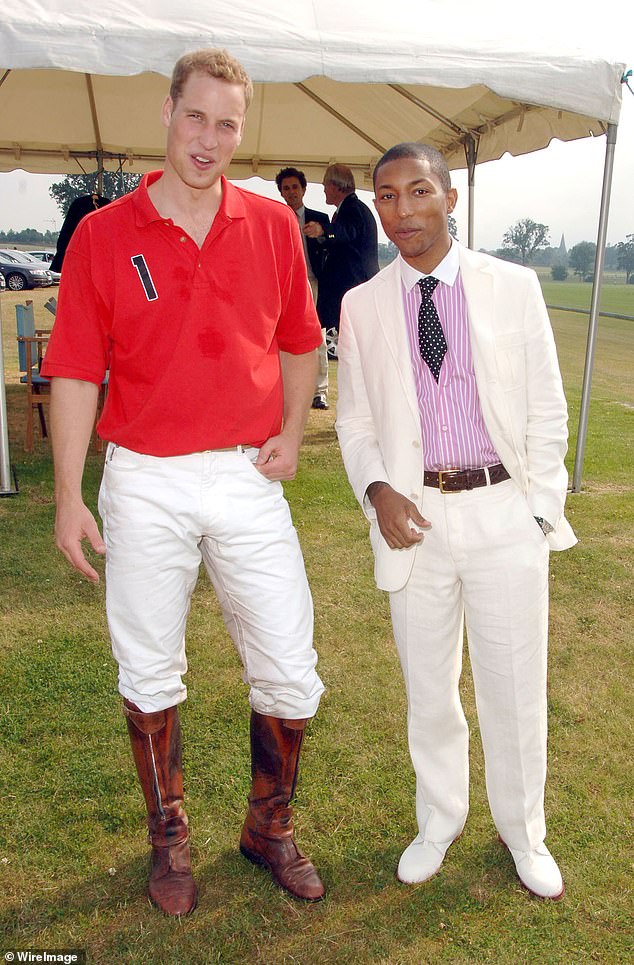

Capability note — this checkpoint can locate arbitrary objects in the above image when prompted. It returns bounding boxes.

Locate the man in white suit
[336,143,576,900]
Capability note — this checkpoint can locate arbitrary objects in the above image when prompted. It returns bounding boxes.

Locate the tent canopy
[0,0,624,187]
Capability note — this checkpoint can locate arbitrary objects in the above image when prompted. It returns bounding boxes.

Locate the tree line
[0,227,58,246]
[1,178,633,283]
[490,217,634,283]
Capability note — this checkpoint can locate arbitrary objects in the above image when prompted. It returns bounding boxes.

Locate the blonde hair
[170,48,253,109]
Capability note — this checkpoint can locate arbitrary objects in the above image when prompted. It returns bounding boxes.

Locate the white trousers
[98,444,324,718]
[389,478,550,852]
[316,328,329,398]
[309,279,328,399]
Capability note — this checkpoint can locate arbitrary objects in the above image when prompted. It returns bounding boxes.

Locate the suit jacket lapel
[458,245,518,469]
[373,259,421,427]
[457,245,496,380]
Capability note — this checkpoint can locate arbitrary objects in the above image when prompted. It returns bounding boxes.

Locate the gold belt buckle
[438,468,461,493]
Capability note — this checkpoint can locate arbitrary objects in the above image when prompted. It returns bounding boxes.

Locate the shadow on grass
[1,831,526,962]
[10,832,599,965]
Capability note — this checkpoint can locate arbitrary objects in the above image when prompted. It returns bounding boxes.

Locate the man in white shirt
[336,142,576,901]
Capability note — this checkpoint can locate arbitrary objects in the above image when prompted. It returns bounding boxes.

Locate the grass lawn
[0,289,632,963]
[536,275,634,318]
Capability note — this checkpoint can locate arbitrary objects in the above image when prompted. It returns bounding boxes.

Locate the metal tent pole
[0,296,18,496]
[464,135,477,250]
[572,123,618,493]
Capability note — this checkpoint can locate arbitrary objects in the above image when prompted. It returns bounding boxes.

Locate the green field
[537,276,634,317]
[0,289,632,963]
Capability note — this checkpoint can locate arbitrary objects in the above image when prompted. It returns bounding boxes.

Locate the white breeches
[98,444,324,719]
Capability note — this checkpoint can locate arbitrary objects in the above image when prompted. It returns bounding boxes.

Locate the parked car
[0,249,53,290]
[28,249,61,284]
[27,249,55,264]
[0,271,5,291]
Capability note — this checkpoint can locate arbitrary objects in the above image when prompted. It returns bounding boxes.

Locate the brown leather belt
[211,444,256,452]
[424,463,510,493]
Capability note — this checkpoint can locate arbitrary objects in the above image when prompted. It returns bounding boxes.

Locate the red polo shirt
[42,173,322,456]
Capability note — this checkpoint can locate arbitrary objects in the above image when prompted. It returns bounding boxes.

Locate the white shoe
[397,834,456,884]
[505,841,565,900]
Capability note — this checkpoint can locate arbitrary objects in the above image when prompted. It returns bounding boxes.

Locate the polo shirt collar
[133,171,164,227]
[399,239,459,291]
[220,178,247,220]
[133,172,246,227]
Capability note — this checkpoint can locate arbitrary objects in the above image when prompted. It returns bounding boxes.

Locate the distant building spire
[555,233,568,266]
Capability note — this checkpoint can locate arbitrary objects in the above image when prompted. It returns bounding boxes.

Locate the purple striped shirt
[400,246,500,471]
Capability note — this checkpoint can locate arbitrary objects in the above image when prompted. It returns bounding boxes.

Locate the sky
[1,10,632,253]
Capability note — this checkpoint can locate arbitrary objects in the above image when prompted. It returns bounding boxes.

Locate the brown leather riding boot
[124,699,198,916]
[239,711,325,901]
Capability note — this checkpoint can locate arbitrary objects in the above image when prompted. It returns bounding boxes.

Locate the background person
[42,48,326,916]
[51,192,111,272]
[336,142,576,901]
[304,163,379,350]
[276,166,331,409]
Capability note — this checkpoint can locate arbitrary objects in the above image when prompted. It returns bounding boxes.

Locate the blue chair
[16,300,51,451]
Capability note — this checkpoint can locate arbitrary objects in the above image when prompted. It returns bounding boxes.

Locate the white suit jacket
[335,244,577,592]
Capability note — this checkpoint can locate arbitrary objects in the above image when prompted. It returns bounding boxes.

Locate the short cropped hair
[275,167,307,191]
[373,143,451,193]
[323,163,355,193]
[170,48,254,109]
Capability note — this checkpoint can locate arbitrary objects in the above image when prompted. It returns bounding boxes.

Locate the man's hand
[55,496,106,583]
[367,482,431,549]
[255,434,301,481]
[255,348,317,481]
[303,221,325,239]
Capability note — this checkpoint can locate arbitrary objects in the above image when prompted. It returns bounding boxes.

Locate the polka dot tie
[417,276,446,383]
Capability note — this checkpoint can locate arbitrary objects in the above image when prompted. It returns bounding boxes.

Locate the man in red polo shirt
[42,49,325,915]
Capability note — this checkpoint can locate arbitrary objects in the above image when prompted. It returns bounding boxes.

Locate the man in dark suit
[276,167,331,409]
[51,193,111,273]
[304,163,380,345]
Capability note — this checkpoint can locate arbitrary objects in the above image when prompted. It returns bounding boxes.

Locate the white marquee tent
[0,0,627,495]
[0,1,624,185]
